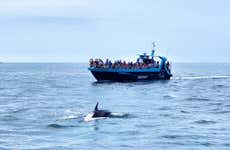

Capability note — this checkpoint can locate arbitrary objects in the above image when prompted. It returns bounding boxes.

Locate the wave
[162,134,207,140]
[59,115,80,120]
[174,75,230,80]
[180,110,190,114]
[11,108,30,114]
[215,110,230,114]
[194,120,217,124]
[1,115,19,121]
[47,123,78,129]
[184,97,211,101]
[110,113,131,118]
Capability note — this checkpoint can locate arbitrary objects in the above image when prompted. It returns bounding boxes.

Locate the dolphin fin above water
[84,102,129,122]
[92,102,111,118]
[94,102,99,111]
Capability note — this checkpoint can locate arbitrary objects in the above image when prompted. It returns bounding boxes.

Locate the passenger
[166,61,170,70]
[145,56,150,64]
[105,59,109,68]
[109,60,112,68]
[143,53,147,59]
[137,58,140,64]
[150,58,154,64]
[89,59,93,67]
[90,57,160,69]
[156,61,159,68]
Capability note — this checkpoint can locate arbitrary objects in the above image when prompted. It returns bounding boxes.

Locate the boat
[88,43,172,82]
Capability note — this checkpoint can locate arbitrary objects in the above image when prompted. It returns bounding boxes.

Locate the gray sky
[0,0,229,62]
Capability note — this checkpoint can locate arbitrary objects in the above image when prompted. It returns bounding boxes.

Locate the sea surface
[0,63,230,150]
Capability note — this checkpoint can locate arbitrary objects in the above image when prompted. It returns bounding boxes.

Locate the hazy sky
[0,0,229,62]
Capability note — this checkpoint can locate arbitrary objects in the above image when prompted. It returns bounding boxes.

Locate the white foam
[111,112,124,116]
[175,75,230,80]
[61,115,79,120]
[84,113,106,122]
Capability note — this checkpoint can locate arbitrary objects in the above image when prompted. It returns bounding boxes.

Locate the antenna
[152,42,156,50]
[151,42,156,58]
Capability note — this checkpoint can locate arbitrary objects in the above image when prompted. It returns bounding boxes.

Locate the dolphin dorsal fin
[94,102,99,111]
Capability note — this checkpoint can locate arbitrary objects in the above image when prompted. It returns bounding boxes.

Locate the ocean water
[0,63,230,150]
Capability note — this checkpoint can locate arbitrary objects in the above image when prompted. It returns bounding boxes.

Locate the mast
[151,42,156,59]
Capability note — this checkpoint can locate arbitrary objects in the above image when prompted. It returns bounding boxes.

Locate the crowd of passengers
[89,57,160,69]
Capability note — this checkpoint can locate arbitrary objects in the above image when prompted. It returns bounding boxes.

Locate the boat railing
[89,59,161,70]
[89,54,171,70]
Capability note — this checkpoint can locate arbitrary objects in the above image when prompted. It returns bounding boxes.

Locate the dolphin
[92,102,112,118]
[84,102,128,122]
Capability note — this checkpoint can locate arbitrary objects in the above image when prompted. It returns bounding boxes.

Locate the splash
[60,115,80,120]
[175,75,230,80]
[83,113,106,122]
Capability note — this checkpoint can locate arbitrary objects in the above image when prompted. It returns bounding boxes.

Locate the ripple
[194,120,217,124]
[180,110,190,114]
[199,142,213,147]
[208,102,223,106]
[0,146,10,150]
[117,130,140,136]
[163,95,175,99]
[47,124,78,129]
[184,97,211,102]
[162,134,207,140]
[50,84,73,89]
[162,135,179,139]
[1,115,19,121]
[211,84,225,89]
[159,114,171,117]
[119,144,134,148]
[223,143,230,147]
[158,106,171,111]
[224,104,230,107]
[135,124,157,128]
[11,108,30,114]
[215,110,230,114]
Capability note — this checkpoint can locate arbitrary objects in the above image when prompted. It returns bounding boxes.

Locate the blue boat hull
[89,69,172,82]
